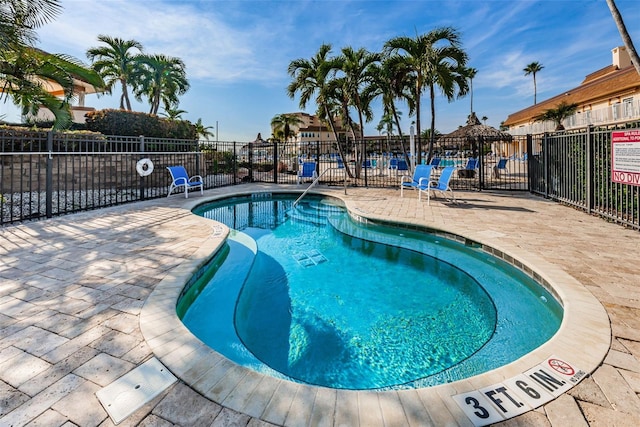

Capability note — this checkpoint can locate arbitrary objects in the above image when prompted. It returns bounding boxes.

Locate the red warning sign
[548,358,575,376]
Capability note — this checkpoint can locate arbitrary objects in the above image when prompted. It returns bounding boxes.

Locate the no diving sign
[612,129,640,186]
[453,355,587,426]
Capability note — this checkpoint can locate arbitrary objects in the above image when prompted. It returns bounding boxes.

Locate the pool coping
[139,189,611,426]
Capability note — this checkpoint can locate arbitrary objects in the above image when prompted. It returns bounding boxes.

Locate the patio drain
[96,357,177,425]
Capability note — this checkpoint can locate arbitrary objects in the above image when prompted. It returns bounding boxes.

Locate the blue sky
[3,0,639,141]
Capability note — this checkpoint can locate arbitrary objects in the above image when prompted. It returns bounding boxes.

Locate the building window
[623,97,634,118]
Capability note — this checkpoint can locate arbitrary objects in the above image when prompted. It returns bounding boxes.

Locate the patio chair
[493,158,509,178]
[420,166,456,205]
[458,158,478,178]
[401,165,434,200]
[166,166,203,198]
[297,162,318,184]
[429,157,441,168]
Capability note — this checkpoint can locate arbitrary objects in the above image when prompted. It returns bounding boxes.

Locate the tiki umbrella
[443,113,513,157]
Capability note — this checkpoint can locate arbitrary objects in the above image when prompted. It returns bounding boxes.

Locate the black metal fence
[2,126,638,230]
[528,123,640,230]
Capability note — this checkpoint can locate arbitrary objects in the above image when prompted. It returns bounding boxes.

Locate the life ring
[136,158,154,177]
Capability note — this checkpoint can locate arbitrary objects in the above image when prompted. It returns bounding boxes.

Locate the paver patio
[1,184,639,426]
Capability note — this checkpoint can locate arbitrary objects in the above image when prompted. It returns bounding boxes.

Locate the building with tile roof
[504,47,640,135]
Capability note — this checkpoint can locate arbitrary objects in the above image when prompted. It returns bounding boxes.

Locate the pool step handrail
[293,167,346,207]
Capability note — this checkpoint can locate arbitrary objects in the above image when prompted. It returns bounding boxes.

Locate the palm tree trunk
[606,0,640,76]
[428,84,436,164]
[415,82,422,165]
[324,104,354,178]
[120,78,132,110]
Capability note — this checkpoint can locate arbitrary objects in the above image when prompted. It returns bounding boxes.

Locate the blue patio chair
[420,166,456,205]
[297,162,318,184]
[494,158,509,178]
[166,166,203,198]
[429,157,441,168]
[458,158,478,178]
[401,165,434,200]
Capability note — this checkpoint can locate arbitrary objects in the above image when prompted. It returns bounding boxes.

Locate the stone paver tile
[101,312,139,335]
[357,391,383,427]
[23,409,69,427]
[261,381,299,427]
[0,374,83,427]
[121,340,152,365]
[42,325,111,364]
[544,394,588,427]
[247,419,278,427]
[333,389,359,427]
[377,391,409,427]
[137,414,175,427]
[0,379,30,417]
[592,363,640,415]
[35,312,84,336]
[283,384,316,427]
[89,329,142,358]
[578,400,640,427]
[308,387,336,427]
[604,349,640,373]
[72,353,135,387]
[619,369,640,394]
[210,407,250,427]
[495,409,551,426]
[0,349,51,389]
[153,382,222,425]
[2,325,69,357]
[0,346,23,365]
[567,376,611,409]
[19,346,99,396]
[51,378,107,427]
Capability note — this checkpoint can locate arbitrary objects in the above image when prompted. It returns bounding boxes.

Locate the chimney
[612,46,631,69]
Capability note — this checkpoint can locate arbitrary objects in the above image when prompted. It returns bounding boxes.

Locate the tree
[0,0,104,129]
[194,118,214,140]
[160,107,187,120]
[287,44,354,177]
[134,54,189,115]
[606,0,640,76]
[533,101,578,130]
[270,113,303,142]
[385,27,468,164]
[334,46,380,176]
[523,61,544,105]
[86,35,143,111]
[481,115,488,125]
[465,67,478,114]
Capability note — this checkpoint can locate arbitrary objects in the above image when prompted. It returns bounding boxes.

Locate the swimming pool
[179,194,562,390]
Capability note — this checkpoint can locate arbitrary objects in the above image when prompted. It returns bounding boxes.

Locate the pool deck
[1,184,639,426]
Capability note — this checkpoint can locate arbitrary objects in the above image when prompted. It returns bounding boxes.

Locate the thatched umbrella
[443,113,513,157]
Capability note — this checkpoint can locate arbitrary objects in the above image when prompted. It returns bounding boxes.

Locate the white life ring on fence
[136,158,154,177]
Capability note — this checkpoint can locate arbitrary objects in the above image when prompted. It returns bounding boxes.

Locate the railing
[293,167,342,207]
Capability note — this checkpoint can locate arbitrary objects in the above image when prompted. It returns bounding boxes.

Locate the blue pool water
[181,194,562,390]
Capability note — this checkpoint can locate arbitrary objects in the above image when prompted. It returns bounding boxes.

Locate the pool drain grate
[95,357,177,425]
[293,249,328,267]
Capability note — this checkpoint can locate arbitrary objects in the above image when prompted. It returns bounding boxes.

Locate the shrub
[85,109,196,139]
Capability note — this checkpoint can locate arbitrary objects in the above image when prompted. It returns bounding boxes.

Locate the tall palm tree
[606,0,640,76]
[334,46,380,176]
[270,113,303,142]
[134,54,189,115]
[523,61,544,105]
[465,67,478,114]
[287,44,354,177]
[86,35,143,111]
[385,27,468,163]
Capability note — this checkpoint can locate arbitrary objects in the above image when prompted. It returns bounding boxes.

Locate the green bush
[85,109,196,139]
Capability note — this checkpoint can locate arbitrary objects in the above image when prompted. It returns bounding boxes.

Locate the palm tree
[533,101,578,130]
[465,67,478,114]
[160,107,187,120]
[0,0,104,129]
[385,27,468,163]
[134,54,189,115]
[194,118,214,140]
[334,46,380,176]
[270,113,303,142]
[523,61,544,105]
[481,115,488,125]
[86,35,143,111]
[606,0,640,76]
[287,44,353,177]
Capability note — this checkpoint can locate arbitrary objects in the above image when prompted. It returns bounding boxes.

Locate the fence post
[543,133,549,198]
[273,140,278,184]
[45,131,53,218]
[586,125,594,214]
[478,136,484,191]
[139,135,145,200]
[526,134,533,192]
[194,139,201,179]
[233,142,238,185]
